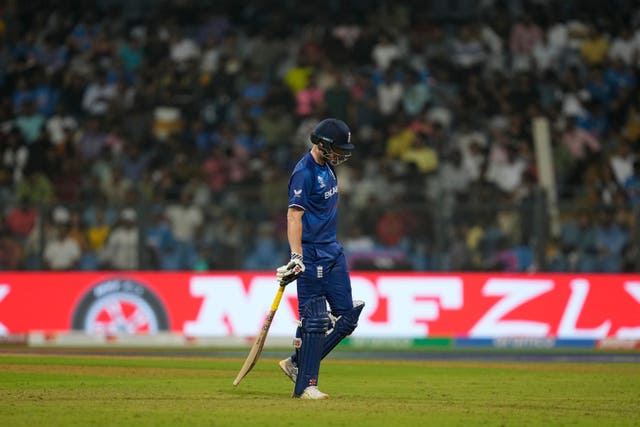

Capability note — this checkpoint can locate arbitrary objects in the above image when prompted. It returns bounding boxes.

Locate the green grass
[0,353,639,426]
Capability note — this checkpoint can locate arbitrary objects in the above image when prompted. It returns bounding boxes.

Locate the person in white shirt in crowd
[608,27,637,66]
[371,32,402,71]
[81,70,117,116]
[609,140,636,188]
[478,20,506,73]
[532,31,562,75]
[43,206,81,270]
[376,69,403,118]
[485,134,529,196]
[45,104,78,151]
[169,28,201,68]
[100,208,139,270]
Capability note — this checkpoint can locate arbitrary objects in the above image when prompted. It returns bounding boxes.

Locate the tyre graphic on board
[72,278,169,334]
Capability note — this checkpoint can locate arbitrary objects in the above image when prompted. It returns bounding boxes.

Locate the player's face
[326,146,351,166]
[333,147,349,156]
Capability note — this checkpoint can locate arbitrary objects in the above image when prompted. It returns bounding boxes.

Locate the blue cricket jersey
[288,151,339,244]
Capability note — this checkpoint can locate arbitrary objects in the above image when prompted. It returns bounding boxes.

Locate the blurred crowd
[1,0,639,272]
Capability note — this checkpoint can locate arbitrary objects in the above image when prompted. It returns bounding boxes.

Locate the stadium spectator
[15,171,54,205]
[594,208,630,272]
[46,104,78,153]
[243,222,284,270]
[240,66,269,119]
[43,219,82,271]
[609,141,636,187]
[14,100,46,145]
[119,142,152,184]
[580,26,610,67]
[0,218,24,270]
[623,160,640,208]
[206,211,244,269]
[376,68,403,118]
[509,15,543,71]
[322,67,351,121]
[401,69,431,117]
[86,206,111,253]
[450,24,487,73]
[295,71,324,118]
[145,209,177,270]
[169,28,201,67]
[5,199,37,240]
[485,139,529,196]
[371,32,402,71]
[101,167,133,205]
[532,32,561,74]
[428,149,473,218]
[1,128,29,188]
[100,208,139,270]
[561,117,601,163]
[608,27,637,66]
[164,191,203,270]
[81,71,117,116]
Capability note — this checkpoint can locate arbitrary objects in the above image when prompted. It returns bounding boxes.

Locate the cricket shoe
[278,357,298,383]
[298,386,329,400]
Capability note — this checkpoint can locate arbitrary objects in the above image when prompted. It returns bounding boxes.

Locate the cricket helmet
[310,118,354,166]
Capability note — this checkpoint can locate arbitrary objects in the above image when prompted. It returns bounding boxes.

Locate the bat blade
[232,310,275,386]
[233,285,285,387]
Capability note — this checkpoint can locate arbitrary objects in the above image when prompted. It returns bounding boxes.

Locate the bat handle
[270,285,285,311]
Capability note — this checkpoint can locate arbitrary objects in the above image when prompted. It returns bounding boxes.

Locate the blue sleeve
[288,168,312,210]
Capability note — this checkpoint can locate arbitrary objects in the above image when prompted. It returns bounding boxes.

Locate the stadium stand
[0,0,639,272]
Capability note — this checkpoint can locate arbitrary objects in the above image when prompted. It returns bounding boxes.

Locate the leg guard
[321,300,365,360]
[293,296,330,397]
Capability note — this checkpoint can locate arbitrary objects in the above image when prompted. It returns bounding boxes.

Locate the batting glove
[276,252,305,286]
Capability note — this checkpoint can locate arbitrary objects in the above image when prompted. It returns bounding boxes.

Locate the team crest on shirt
[317,175,326,188]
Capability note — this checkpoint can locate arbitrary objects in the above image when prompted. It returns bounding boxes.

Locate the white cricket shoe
[299,386,329,400]
[278,357,298,383]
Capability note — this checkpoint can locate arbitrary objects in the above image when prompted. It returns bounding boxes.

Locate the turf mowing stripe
[339,337,453,349]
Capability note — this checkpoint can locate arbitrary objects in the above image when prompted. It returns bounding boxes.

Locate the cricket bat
[232,284,286,386]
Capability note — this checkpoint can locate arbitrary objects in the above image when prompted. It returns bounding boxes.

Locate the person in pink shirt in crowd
[5,198,37,241]
[561,117,601,161]
[295,72,324,118]
[509,14,544,70]
[560,117,602,197]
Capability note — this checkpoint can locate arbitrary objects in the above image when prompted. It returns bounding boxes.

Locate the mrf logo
[184,275,640,339]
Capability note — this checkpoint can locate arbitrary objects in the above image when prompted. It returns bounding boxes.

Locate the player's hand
[276,252,305,286]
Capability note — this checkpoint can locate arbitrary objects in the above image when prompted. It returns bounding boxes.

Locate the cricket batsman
[276,118,365,399]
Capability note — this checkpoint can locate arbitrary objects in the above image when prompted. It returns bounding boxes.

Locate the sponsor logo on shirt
[324,186,338,199]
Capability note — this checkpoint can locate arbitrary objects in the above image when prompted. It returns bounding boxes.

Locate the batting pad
[322,300,365,359]
[294,296,330,397]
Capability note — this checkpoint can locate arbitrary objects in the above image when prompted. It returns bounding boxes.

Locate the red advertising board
[0,273,639,339]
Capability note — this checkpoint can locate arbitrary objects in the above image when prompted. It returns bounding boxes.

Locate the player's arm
[276,206,306,286]
[286,206,304,257]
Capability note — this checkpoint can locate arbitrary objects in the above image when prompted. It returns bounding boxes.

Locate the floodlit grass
[0,353,639,426]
